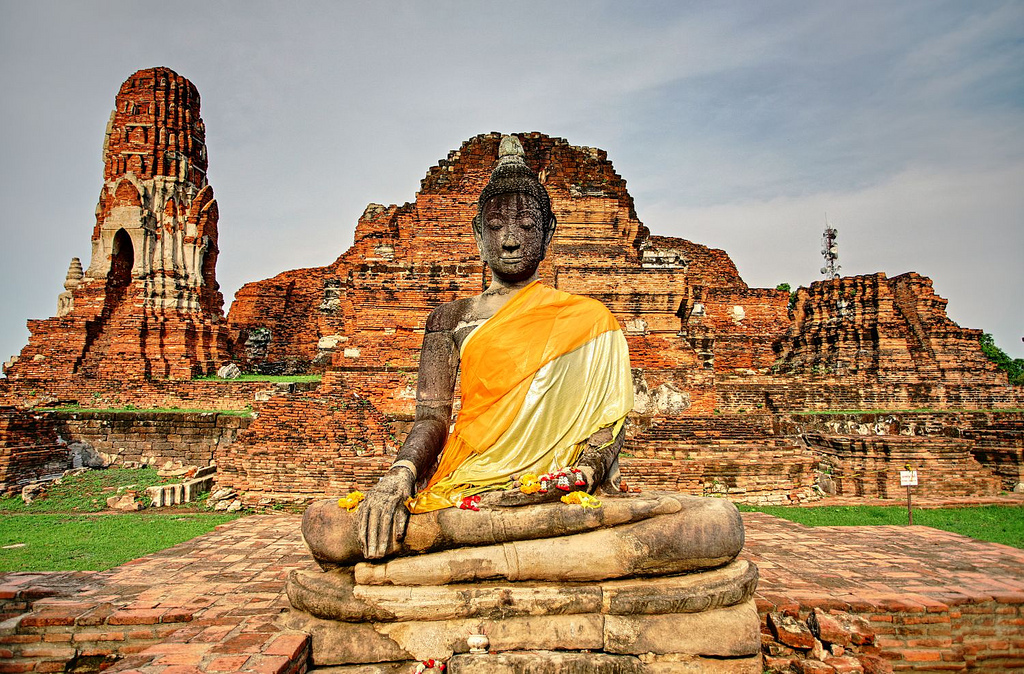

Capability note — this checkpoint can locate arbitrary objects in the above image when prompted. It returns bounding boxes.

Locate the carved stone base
[283,560,761,670]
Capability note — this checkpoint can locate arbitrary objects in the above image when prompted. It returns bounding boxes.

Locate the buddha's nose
[501,231,520,250]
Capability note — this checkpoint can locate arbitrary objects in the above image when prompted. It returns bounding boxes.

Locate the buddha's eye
[517,211,540,228]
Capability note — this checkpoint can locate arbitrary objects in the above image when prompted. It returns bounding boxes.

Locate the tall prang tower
[5,67,231,383]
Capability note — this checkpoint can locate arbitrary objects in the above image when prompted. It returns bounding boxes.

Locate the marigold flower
[337,491,365,512]
[561,491,601,509]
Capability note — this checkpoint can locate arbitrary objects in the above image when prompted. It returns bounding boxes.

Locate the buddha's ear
[544,214,557,248]
[472,215,483,247]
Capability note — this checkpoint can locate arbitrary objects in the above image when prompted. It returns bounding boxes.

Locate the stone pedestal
[287,493,761,671]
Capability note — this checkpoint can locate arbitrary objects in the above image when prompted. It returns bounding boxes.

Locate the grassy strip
[0,513,240,571]
[37,405,252,416]
[0,467,178,514]
[739,504,1024,549]
[192,374,322,383]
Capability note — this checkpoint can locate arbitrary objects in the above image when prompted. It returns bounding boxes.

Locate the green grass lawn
[739,504,1024,549]
[0,514,238,571]
[0,467,241,571]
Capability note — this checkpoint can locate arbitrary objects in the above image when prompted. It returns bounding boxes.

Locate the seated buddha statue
[301,135,743,578]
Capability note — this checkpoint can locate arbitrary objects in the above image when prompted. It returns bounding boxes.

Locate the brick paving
[0,515,315,673]
[742,512,1024,611]
[2,507,1023,672]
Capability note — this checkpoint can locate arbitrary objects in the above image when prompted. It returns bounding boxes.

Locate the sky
[1,0,1022,368]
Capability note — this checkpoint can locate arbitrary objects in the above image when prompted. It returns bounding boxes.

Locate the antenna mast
[820,216,841,280]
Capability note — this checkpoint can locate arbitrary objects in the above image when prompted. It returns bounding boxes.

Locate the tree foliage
[776,283,798,311]
[979,333,1024,386]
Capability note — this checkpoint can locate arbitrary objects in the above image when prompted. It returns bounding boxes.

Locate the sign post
[900,468,918,525]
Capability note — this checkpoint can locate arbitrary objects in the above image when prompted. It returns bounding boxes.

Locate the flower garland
[457,494,481,511]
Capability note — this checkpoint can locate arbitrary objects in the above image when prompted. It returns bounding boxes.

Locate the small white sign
[900,470,918,487]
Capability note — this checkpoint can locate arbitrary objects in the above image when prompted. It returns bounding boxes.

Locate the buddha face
[477,192,552,282]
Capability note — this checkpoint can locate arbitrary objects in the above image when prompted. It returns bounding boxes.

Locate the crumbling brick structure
[767,272,1014,406]
[0,407,67,495]
[228,133,793,412]
[218,132,1022,506]
[5,111,1021,504]
[218,134,817,505]
[4,67,230,385]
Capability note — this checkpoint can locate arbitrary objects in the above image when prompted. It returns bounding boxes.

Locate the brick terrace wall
[622,413,820,504]
[716,375,1024,414]
[0,379,309,413]
[804,433,1002,498]
[0,599,193,673]
[46,411,251,468]
[760,596,1024,672]
[214,387,397,507]
[0,408,69,495]
[783,411,1024,494]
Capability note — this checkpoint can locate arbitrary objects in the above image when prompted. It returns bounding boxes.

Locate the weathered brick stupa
[4,67,230,383]
[216,133,1018,507]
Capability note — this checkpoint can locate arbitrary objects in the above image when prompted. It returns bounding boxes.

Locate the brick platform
[2,508,1023,672]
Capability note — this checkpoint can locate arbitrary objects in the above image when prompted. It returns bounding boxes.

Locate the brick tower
[5,67,230,383]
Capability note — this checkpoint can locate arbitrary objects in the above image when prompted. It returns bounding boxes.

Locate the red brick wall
[48,411,251,468]
[0,408,68,495]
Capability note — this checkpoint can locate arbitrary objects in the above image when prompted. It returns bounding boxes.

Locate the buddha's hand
[357,466,416,560]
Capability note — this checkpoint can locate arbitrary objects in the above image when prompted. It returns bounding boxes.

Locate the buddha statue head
[473,135,556,282]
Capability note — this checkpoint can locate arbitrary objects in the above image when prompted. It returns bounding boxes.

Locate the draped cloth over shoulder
[406,281,634,513]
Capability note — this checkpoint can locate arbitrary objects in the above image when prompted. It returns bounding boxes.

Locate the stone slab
[604,599,760,657]
[282,609,604,665]
[304,493,683,567]
[288,559,756,622]
[448,650,644,673]
[310,651,763,673]
[638,652,762,674]
[313,665,422,674]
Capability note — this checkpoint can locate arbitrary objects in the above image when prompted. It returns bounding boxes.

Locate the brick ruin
[217,132,1023,506]
[3,67,230,386]
[0,70,1021,506]
[227,133,1019,412]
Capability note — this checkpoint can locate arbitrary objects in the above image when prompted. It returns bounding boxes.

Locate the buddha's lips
[500,256,523,262]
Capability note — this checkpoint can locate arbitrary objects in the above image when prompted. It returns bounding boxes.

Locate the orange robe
[406,281,634,513]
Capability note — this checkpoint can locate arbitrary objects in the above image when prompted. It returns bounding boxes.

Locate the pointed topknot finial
[497,134,526,166]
